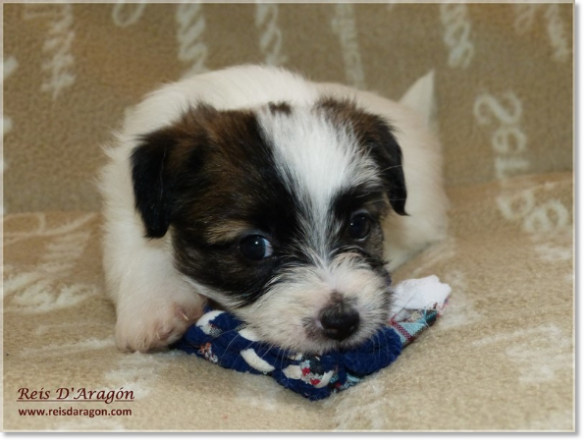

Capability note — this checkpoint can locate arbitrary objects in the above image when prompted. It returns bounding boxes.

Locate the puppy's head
[131,98,407,354]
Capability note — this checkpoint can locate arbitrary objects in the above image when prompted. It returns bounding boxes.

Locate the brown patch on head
[268,101,292,116]
[169,105,280,227]
[314,97,408,216]
[313,97,381,145]
[206,219,254,244]
[131,101,307,305]
[131,103,275,238]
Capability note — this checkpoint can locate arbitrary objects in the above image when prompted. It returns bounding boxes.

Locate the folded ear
[131,130,179,238]
[130,104,217,238]
[363,118,408,216]
[315,97,408,216]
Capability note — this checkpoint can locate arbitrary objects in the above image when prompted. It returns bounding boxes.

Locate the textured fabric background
[3,174,574,431]
[2,1,574,432]
[2,2,573,212]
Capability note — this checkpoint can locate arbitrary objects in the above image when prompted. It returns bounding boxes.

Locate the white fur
[237,252,390,353]
[99,65,448,352]
[258,107,379,259]
[316,77,449,269]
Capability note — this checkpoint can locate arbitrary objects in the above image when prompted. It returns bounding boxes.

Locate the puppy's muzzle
[318,301,360,341]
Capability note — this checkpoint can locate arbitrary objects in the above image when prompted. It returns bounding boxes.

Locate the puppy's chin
[200,253,392,355]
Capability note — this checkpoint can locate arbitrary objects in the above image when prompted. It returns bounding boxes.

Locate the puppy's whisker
[258,343,275,361]
[379,164,403,172]
[207,326,241,341]
[220,332,243,363]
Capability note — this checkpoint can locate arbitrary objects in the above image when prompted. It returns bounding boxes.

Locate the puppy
[99,65,448,354]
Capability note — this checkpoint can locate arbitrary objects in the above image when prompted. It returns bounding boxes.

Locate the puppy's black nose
[319,305,360,341]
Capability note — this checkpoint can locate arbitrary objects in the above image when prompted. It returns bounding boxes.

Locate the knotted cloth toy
[175,275,451,400]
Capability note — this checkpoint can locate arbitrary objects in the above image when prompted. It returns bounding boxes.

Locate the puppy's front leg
[104,232,204,352]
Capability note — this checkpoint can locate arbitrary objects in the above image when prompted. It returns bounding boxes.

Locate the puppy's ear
[362,118,408,216]
[131,130,179,238]
[130,106,214,238]
[400,70,435,130]
[316,98,408,216]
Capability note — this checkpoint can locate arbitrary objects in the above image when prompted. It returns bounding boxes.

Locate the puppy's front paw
[115,301,203,352]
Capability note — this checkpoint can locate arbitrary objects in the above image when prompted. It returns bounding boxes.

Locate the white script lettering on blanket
[176,2,208,78]
[0,55,15,214]
[474,91,571,268]
[473,324,572,384]
[474,92,570,238]
[3,214,99,313]
[440,3,475,69]
[112,0,147,27]
[513,3,570,63]
[331,4,366,89]
[473,91,528,180]
[255,4,287,66]
[3,56,18,136]
[22,4,76,99]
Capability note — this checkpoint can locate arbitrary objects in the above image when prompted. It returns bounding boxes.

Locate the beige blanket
[3,2,574,431]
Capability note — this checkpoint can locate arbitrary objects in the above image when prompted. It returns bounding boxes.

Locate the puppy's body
[100,65,448,353]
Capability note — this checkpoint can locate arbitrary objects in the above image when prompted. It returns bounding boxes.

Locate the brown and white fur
[99,65,448,354]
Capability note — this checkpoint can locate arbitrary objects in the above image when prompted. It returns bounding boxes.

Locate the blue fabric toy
[174,275,451,401]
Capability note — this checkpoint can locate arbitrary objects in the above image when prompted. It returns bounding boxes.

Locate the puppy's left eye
[348,212,372,241]
[239,235,274,261]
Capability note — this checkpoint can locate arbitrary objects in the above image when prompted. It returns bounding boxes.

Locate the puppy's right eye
[239,235,273,261]
[348,211,372,241]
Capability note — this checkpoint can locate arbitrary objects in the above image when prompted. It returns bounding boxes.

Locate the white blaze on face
[257,107,377,260]
[251,108,389,353]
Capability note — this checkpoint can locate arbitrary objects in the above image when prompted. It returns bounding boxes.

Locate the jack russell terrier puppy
[99,65,448,354]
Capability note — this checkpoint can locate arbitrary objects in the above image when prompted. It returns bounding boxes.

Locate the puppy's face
[131,99,407,354]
